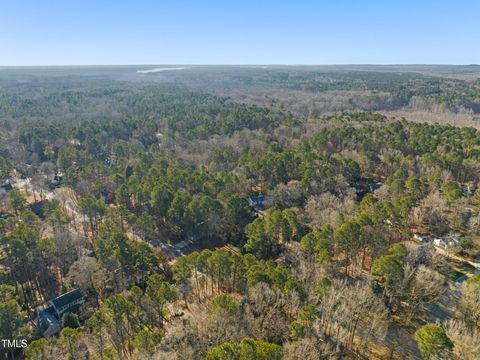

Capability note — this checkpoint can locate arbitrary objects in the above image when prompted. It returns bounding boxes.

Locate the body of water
[137,67,188,74]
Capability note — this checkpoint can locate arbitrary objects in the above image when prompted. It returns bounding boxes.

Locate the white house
[433,237,447,248]
[413,232,429,242]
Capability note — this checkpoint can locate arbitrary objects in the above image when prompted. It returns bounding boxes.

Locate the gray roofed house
[0,181,13,192]
[50,289,84,318]
[248,194,266,211]
[0,212,14,220]
[34,289,85,337]
[51,174,63,188]
[37,308,61,338]
[413,232,429,242]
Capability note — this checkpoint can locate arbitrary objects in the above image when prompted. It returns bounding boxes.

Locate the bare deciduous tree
[445,319,480,360]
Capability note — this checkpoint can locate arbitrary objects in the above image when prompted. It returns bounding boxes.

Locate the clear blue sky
[1,0,478,65]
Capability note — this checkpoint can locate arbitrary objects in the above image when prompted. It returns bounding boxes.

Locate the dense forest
[1,66,480,359]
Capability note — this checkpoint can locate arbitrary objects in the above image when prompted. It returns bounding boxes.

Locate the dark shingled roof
[38,311,59,334]
[249,195,266,207]
[51,289,83,309]
[0,183,13,191]
[30,200,47,219]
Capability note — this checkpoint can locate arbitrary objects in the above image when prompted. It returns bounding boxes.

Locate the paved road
[433,246,480,281]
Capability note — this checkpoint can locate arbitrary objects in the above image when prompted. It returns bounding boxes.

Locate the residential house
[432,234,460,249]
[433,236,447,248]
[51,174,63,188]
[248,194,266,211]
[445,233,460,247]
[462,182,477,196]
[0,180,13,192]
[413,232,429,243]
[0,212,14,220]
[33,289,84,337]
[369,181,383,192]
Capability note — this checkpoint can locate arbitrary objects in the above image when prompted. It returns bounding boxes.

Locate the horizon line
[1,63,479,68]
